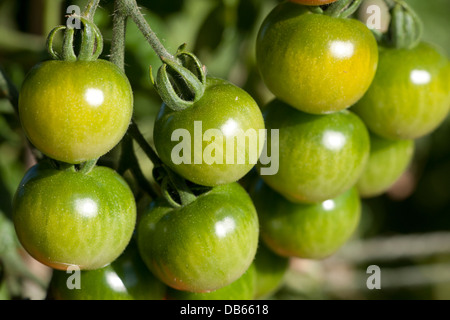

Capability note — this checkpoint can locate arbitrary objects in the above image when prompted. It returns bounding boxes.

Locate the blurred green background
[0,0,449,300]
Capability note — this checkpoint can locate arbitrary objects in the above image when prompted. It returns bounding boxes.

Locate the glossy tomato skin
[18,60,133,164]
[12,161,136,271]
[256,2,378,114]
[48,241,166,300]
[352,42,450,140]
[253,242,288,299]
[137,182,259,293]
[289,0,338,5]
[251,180,361,259]
[166,264,256,300]
[357,133,414,198]
[258,99,370,204]
[153,77,265,187]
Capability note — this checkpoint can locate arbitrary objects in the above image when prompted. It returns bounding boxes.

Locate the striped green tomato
[137,182,259,293]
[12,161,136,271]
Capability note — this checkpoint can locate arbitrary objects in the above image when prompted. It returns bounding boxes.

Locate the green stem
[118,135,159,199]
[61,25,77,61]
[118,0,175,62]
[128,120,163,169]
[82,0,101,20]
[110,0,128,71]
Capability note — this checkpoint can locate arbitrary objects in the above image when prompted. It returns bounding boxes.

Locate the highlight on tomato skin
[289,0,338,5]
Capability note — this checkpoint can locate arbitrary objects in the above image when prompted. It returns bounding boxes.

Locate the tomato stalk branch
[82,0,101,21]
[110,1,160,198]
[118,135,160,199]
[117,0,175,62]
[110,0,128,71]
[127,120,162,169]
[110,0,199,204]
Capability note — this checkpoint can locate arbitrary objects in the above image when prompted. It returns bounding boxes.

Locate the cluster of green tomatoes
[10,0,450,300]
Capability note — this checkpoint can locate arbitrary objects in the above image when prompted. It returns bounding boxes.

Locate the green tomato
[357,133,415,198]
[153,77,265,187]
[137,182,259,293]
[251,180,361,259]
[351,42,450,140]
[166,264,256,300]
[253,242,289,299]
[47,241,166,300]
[257,99,370,204]
[256,2,378,114]
[18,60,133,164]
[12,161,136,270]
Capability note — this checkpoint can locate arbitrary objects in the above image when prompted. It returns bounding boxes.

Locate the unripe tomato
[153,77,265,187]
[257,99,370,204]
[352,42,450,140]
[18,60,133,164]
[137,182,259,293]
[256,2,378,114]
[251,180,361,259]
[13,161,136,270]
[357,133,415,198]
[48,242,166,300]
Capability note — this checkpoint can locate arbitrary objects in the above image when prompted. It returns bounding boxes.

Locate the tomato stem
[82,0,101,21]
[118,134,160,199]
[110,0,128,71]
[116,0,207,111]
[117,0,175,63]
[128,120,163,169]
[61,27,77,61]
